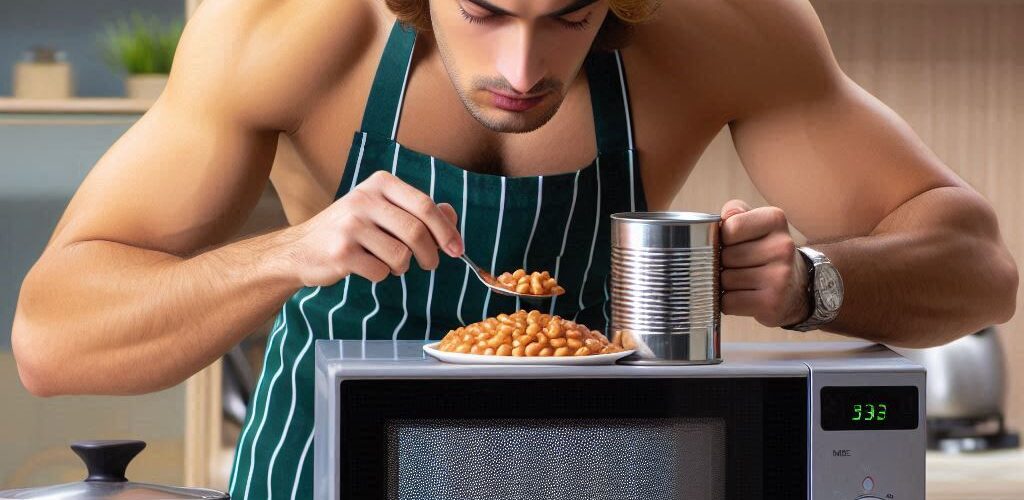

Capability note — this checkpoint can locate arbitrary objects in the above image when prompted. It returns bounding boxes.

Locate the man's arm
[721,0,1017,347]
[11,0,372,397]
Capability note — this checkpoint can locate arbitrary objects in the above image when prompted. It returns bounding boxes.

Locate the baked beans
[494,269,566,296]
[437,310,625,356]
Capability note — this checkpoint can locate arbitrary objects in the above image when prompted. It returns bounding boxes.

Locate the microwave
[314,340,925,499]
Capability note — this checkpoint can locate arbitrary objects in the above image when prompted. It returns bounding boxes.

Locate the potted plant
[99,13,183,100]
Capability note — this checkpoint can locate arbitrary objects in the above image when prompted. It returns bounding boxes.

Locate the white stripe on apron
[456,170,469,325]
[266,286,321,497]
[517,176,544,312]
[549,170,581,315]
[391,143,409,340]
[576,158,602,320]
[424,157,437,339]
[228,308,287,493]
[481,176,507,320]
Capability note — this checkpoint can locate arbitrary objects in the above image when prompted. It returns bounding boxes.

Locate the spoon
[457,254,564,300]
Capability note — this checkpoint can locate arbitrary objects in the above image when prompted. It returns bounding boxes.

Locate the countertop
[0,97,152,114]
[927,450,1024,499]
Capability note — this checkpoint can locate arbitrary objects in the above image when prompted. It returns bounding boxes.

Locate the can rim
[611,211,721,224]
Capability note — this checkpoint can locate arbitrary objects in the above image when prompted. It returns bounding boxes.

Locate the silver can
[610,212,722,365]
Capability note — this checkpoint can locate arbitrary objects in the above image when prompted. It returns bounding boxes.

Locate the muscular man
[12,0,1017,497]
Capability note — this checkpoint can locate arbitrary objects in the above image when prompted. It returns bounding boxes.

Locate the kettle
[0,440,228,499]
[891,326,1019,452]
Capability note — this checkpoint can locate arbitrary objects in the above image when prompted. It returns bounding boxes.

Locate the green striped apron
[228,22,647,499]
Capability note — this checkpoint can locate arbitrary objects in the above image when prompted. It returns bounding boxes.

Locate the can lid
[611,211,721,224]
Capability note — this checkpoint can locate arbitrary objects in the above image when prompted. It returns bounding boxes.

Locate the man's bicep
[45,0,298,256]
[729,39,958,241]
[53,99,279,256]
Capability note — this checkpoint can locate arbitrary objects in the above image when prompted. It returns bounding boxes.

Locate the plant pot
[125,73,167,100]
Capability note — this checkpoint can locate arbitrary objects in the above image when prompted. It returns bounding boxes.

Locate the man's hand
[719,199,810,327]
[283,171,464,287]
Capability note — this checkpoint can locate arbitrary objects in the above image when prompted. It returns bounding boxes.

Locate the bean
[539,347,554,357]
[512,345,526,356]
[567,338,583,350]
[550,338,567,348]
[496,344,512,356]
[547,320,564,339]
[554,346,572,357]
[574,347,591,356]
[525,343,543,356]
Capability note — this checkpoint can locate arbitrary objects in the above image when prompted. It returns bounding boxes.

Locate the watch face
[815,265,844,313]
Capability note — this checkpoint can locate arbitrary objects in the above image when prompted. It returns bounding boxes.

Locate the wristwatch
[782,246,844,332]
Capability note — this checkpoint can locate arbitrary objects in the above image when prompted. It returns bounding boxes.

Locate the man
[11,0,1017,497]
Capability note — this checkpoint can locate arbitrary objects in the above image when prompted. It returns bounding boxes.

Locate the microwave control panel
[808,366,926,500]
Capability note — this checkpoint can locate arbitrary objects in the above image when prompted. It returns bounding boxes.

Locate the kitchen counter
[927,450,1024,499]
[0,97,151,115]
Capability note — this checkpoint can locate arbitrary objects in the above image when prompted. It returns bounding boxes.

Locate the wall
[674,0,1024,430]
[0,114,186,488]
[0,0,185,97]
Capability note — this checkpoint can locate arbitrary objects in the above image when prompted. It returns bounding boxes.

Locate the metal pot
[0,440,228,499]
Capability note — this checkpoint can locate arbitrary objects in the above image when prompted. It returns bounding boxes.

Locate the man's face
[429,0,608,133]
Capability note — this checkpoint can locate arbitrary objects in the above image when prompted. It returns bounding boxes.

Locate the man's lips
[487,89,546,112]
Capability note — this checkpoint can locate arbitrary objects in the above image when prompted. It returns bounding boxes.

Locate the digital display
[820,386,919,431]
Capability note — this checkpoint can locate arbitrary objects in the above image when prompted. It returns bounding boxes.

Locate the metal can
[610,212,722,365]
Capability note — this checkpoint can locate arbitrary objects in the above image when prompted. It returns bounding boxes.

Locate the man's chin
[466,100,562,134]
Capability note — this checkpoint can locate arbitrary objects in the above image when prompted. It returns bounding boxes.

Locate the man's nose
[495,25,546,94]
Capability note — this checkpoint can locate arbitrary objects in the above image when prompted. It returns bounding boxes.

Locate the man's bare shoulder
[627,0,843,121]
[166,0,389,132]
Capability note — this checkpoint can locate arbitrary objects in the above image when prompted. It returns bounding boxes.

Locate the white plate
[423,342,635,366]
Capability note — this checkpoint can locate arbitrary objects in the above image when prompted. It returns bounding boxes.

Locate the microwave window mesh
[386,418,725,500]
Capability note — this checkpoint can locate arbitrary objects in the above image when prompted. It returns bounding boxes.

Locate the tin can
[610,212,722,365]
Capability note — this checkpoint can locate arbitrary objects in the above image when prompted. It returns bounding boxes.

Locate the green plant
[99,13,183,75]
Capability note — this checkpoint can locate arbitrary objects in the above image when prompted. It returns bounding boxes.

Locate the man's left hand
[719,199,811,327]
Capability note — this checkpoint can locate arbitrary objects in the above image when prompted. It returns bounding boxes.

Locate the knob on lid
[0,440,229,499]
[71,440,146,482]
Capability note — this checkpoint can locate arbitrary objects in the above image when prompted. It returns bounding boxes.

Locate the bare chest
[270,42,723,224]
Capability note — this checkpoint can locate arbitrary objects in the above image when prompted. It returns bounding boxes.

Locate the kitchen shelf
[0,97,152,115]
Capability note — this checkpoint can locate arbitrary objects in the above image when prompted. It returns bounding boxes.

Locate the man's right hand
[284,171,464,287]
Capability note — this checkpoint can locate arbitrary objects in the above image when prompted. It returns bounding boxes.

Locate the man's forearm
[814,186,1017,347]
[12,228,302,396]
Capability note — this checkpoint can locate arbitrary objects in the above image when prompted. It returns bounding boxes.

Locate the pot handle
[70,440,146,482]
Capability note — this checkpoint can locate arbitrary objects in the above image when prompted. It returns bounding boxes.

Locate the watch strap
[782,248,817,331]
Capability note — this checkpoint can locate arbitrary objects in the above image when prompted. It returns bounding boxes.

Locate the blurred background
[0,0,1020,498]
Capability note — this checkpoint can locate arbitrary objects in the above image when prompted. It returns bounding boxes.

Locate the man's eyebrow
[464,0,600,18]
[464,0,513,16]
[547,0,599,17]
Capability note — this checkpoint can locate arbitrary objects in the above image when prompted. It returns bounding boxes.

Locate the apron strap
[361,23,635,156]
[584,49,636,155]
[360,22,417,140]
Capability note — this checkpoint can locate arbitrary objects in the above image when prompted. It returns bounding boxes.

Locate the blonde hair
[385,0,661,49]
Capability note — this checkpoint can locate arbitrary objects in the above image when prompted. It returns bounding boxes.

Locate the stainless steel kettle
[891,326,1019,452]
[891,326,1006,419]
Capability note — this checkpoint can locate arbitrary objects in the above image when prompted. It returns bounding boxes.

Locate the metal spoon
[457,254,564,300]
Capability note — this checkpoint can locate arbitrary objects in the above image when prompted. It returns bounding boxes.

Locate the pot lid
[0,440,228,499]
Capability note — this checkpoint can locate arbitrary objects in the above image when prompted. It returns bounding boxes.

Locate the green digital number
[852,404,862,421]
[878,403,887,421]
[865,404,876,421]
